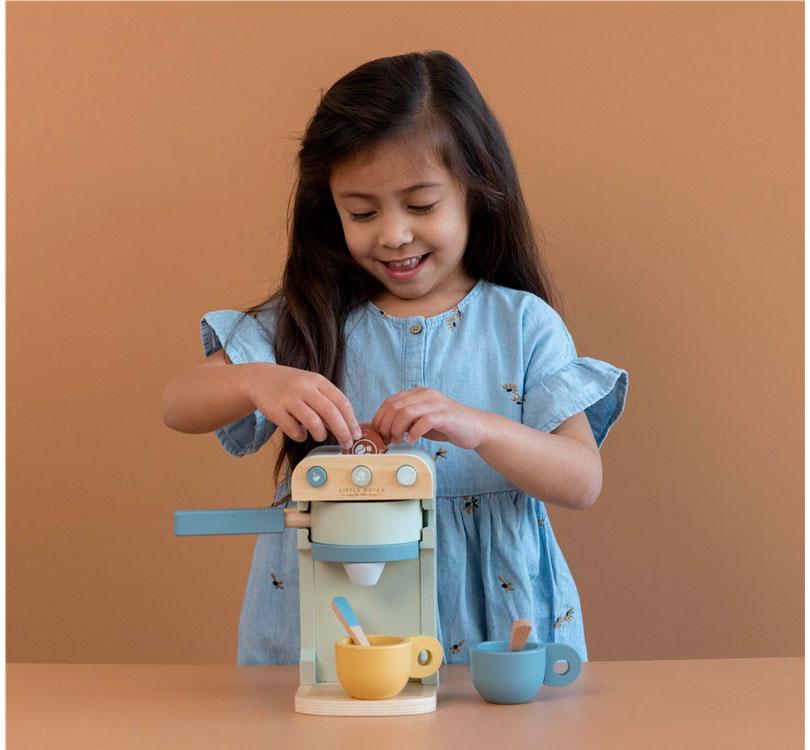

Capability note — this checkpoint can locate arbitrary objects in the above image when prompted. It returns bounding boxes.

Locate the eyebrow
[338,182,443,199]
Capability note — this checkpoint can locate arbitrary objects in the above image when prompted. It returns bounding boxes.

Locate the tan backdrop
[7,2,803,664]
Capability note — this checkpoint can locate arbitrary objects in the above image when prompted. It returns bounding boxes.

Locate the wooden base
[295,682,437,716]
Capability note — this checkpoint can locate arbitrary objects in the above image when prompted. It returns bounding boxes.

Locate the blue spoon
[330,596,370,647]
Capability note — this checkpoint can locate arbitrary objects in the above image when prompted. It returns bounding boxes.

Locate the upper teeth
[388,256,422,268]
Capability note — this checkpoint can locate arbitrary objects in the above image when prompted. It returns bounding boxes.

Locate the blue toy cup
[469,640,581,704]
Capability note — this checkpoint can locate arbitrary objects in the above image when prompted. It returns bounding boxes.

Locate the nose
[378,214,414,250]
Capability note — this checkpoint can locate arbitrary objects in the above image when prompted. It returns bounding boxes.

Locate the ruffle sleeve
[199,309,278,457]
[520,304,628,448]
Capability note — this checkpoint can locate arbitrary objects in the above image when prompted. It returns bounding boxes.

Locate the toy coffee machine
[174,435,440,716]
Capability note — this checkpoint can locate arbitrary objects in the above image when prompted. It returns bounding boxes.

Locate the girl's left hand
[371,387,488,450]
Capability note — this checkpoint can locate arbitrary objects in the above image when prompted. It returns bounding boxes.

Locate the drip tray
[295,681,437,716]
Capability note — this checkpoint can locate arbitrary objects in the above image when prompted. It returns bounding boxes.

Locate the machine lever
[174,507,310,536]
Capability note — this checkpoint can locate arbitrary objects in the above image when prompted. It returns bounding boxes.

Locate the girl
[162,50,628,665]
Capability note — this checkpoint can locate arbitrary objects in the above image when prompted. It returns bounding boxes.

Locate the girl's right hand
[244,363,363,450]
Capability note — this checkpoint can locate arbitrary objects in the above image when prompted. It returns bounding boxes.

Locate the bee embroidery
[270,573,284,590]
[537,515,545,526]
[450,640,466,655]
[435,447,448,459]
[463,496,479,514]
[447,308,462,330]
[502,383,524,404]
[553,609,575,628]
[498,576,514,592]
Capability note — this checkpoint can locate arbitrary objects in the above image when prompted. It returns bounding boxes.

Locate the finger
[371,387,424,425]
[288,402,328,443]
[407,413,443,443]
[388,402,436,443]
[370,397,395,436]
[274,410,308,442]
[377,391,434,441]
[305,391,356,449]
[373,389,425,429]
[317,379,363,441]
[374,401,401,442]
[370,401,391,434]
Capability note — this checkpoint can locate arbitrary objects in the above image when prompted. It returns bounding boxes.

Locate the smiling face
[329,136,474,315]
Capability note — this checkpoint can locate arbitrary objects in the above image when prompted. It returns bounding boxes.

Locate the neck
[373,275,477,318]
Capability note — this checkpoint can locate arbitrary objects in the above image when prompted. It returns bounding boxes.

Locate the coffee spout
[342,562,385,586]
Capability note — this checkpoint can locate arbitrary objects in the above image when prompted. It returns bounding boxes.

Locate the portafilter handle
[174,507,310,536]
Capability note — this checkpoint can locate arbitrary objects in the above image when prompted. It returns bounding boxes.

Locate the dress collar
[366,279,485,327]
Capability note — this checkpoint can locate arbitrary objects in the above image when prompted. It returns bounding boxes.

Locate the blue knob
[351,465,372,487]
[306,466,328,487]
[396,464,418,486]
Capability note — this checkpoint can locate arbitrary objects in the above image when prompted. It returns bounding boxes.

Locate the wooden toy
[470,640,582,704]
[174,446,439,716]
[331,596,370,646]
[334,634,443,700]
[343,422,387,455]
[508,619,532,651]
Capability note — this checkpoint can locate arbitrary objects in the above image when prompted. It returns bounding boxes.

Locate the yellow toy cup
[335,634,444,700]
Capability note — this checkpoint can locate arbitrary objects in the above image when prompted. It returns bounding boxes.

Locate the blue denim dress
[199,280,628,665]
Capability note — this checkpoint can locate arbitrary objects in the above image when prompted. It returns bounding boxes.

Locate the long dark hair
[230,50,561,495]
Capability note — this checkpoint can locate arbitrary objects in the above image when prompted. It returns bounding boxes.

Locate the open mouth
[382,253,430,269]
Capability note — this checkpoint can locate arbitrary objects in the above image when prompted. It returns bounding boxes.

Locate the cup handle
[407,636,444,679]
[543,643,582,687]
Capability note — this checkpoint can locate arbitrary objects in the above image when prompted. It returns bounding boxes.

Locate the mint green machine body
[174,445,440,709]
[292,446,439,687]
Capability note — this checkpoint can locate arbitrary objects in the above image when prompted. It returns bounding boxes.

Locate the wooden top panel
[291,452,435,502]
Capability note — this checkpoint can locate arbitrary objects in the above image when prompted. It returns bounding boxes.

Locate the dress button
[410,323,423,335]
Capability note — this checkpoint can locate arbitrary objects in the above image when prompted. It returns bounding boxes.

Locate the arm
[161,350,363,447]
[474,410,602,511]
[161,349,262,434]
[371,387,603,511]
